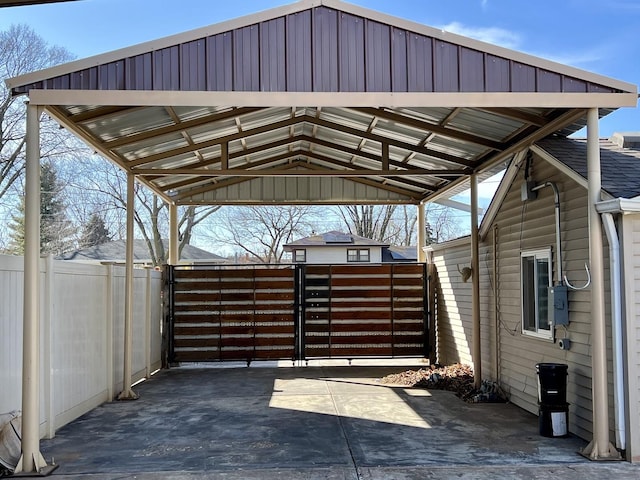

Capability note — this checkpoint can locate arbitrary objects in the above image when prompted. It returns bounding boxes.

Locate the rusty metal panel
[407,33,433,92]
[180,39,206,91]
[287,10,312,91]
[338,12,365,91]
[562,77,587,93]
[537,69,562,92]
[459,47,484,92]
[125,54,152,90]
[260,18,286,92]
[434,40,459,92]
[365,19,391,91]
[511,61,536,92]
[98,60,125,90]
[313,6,339,91]
[485,54,510,92]
[153,46,179,90]
[206,32,233,91]
[391,27,408,92]
[234,24,260,91]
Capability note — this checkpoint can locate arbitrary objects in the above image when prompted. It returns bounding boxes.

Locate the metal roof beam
[66,106,142,124]
[298,134,470,173]
[126,117,302,167]
[102,107,263,149]
[355,107,504,151]
[136,167,448,177]
[476,107,549,127]
[304,115,476,168]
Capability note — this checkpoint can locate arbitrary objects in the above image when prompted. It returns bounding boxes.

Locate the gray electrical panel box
[548,285,569,326]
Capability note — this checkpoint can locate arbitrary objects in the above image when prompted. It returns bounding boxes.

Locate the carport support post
[169,202,178,265]
[17,103,49,474]
[471,173,482,390]
[117,172,138,400]
[417,202,427,262]
[418,202,427,263]
[582,108,619,460]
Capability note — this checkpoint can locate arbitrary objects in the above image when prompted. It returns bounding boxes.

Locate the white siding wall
[0,256,162,438]
[431,153,616,442]
[301,246,383,264]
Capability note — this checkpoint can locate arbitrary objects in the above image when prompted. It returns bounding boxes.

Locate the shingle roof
[382,245,418,262]
[536,136,640,199]
[283,231,389,249]
[57,240,226,263]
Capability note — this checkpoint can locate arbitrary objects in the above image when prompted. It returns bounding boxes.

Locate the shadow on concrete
[38,365,635,479]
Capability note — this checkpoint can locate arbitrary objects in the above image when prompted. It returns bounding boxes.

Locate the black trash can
[538,403,569,437]
[536,363,568,405]
[536,363,569,437]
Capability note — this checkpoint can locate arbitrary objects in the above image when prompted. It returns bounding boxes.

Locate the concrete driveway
[40,362,640,479]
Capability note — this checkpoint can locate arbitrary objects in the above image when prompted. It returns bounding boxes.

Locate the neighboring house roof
[57,240,226,263]
[382,245,418,262]
[283,231,389,250]
[535,135,640,199]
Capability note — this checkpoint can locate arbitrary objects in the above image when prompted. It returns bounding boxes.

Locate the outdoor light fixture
[457,264,473,283]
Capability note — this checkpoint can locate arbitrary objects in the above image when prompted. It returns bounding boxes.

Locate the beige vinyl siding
[622,213,640,462]
[431,242,473,366]
[431,150,617,442]
[429,238,496,378]
[489,154,614,440]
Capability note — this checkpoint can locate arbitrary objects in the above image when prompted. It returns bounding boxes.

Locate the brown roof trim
[6,0,637,95]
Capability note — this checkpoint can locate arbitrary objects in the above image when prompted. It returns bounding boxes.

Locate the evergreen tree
[8,162,75,255]
[79,213,111,248]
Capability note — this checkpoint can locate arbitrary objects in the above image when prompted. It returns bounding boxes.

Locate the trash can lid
[536,363,568,371]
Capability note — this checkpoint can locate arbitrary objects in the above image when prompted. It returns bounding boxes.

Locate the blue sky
[2,0,638,136]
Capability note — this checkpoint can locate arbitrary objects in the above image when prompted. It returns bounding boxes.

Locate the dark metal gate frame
[164,263,431,365]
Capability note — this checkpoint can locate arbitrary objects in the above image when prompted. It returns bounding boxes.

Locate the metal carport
[5,0,637,472]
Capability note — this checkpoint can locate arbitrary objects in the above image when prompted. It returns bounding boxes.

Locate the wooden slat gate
[166,264,429,364]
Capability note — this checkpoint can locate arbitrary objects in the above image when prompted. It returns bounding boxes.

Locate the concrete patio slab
[36,364,640,480]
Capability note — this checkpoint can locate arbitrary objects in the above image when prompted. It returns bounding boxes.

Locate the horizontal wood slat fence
[166,263,429,363]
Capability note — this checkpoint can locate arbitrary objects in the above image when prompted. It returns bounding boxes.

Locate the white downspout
[601,212,625,451]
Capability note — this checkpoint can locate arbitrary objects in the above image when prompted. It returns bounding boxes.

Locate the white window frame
[347,248,370,262]
[521,248,553,340]
[293,249,306,263]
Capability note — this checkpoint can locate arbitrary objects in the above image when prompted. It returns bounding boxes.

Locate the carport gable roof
[6,0,637,206]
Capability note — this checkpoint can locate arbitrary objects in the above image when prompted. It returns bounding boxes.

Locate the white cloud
[438,22,521,50]
[528,46,607,69]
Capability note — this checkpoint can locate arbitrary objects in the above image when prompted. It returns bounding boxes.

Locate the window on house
[521,249,552,338]
[293,249,306,263]
[347,248,370,262]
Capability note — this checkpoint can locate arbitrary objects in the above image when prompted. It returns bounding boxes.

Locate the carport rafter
[120,112,478,171]
[101,107,264,150]
[152,147,447,199]
[353,107,506,150]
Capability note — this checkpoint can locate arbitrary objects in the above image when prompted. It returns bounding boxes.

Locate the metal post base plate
[580,440,623,461]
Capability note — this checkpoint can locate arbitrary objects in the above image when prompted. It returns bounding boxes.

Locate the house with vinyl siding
[426,133,640,461]
[284,231,418,264]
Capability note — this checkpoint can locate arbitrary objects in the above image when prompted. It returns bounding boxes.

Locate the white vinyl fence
[0,255,162,439]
